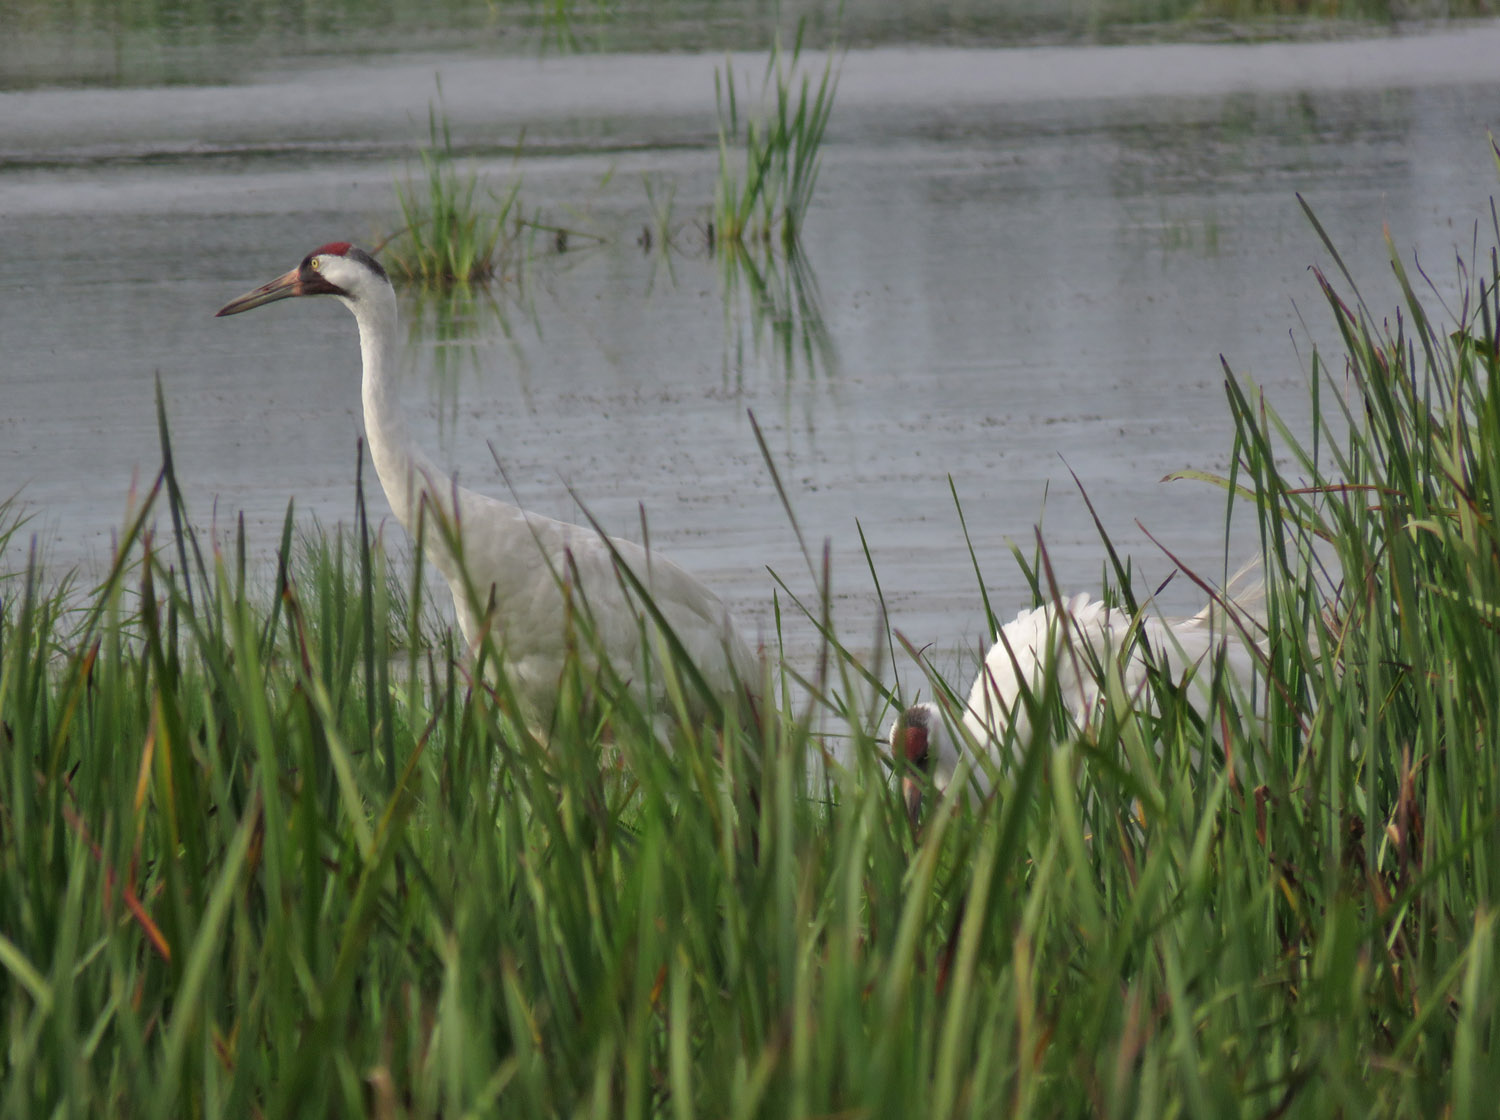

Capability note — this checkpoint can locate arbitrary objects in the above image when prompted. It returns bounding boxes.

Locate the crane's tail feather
[1192,556,1267,635]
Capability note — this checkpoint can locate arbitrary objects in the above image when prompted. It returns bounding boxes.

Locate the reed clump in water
[4,187,1500,1115]
[387,103,527,285]
[713,25,838,250]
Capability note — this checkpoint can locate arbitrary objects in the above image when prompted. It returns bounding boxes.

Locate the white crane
[888,585,1263,823]
[217,242,760,730]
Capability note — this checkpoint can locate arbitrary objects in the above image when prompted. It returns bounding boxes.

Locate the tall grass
[5,188,1500,1116]
[713,27,837,249]
[711,29,840,378]
[388,102,527,285]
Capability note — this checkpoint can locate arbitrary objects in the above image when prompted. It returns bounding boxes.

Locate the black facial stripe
[346,246,388,282]
[297,260,348,297]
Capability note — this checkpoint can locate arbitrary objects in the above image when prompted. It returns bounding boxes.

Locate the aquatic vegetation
[387,103,527,285]
[713,26,838,248]
[1194,0,1480,20]
[1073,0,1498,33]
[8,0,1500,89]
[5,191,1500,1115]
[639,173,681,257]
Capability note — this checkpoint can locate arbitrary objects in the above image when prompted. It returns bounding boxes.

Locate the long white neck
[347,286,452,538]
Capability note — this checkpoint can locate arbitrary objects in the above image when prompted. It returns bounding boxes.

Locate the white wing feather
[438,486,758,726]
[903,588,1262,799]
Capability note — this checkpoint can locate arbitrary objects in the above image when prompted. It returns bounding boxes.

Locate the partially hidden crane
[888,586,1264,823]
[217,242,760,732]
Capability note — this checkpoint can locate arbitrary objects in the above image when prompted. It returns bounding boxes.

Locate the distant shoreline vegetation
[3,0,1496,88]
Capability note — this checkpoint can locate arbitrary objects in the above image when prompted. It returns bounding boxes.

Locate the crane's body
[890,588,1261,821]
[218,243,758,728]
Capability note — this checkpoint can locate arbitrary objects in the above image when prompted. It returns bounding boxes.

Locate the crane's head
[888,701,960,827]
[215,242,389,318]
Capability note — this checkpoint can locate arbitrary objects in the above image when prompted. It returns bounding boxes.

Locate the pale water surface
[3,25,1499,700]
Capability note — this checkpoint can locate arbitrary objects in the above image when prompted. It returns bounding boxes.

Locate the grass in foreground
[4,189,1500,1117]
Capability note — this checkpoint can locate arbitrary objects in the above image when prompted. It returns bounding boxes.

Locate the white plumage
[889,585,1262,821]
[217,243,759,729]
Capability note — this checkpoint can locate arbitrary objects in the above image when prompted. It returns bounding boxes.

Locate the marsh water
[4,20,1500,689]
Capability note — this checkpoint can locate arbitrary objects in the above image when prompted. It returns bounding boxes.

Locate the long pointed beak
[903,776,924,828]
[215,268,304,317]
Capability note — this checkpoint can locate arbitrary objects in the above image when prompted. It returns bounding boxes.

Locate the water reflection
[639,173,690,292]
[399,208,840,415]
[717,240,838,382]
[400,281,539,432]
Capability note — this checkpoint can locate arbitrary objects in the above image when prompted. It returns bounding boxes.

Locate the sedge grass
[713,25,838,250]
[387,101,527,286]
[5,190,1500,1116]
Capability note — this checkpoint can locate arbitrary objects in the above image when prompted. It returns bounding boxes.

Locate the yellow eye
[309,257,321,270]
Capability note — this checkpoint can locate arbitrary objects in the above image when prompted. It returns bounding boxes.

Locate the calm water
[3,25,1500,692]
